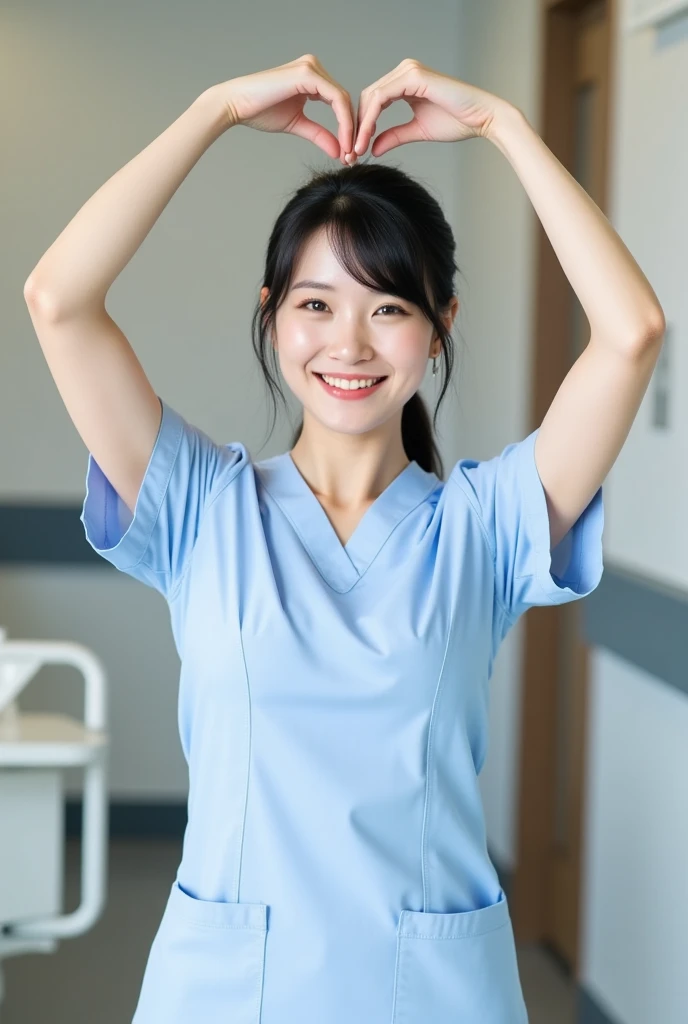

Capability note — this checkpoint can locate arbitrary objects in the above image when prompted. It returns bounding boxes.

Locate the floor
[1,839,576,1023]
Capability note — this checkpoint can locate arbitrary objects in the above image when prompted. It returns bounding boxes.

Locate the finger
[355,62,418,155]
[288,111,342,160]
[368,117,427,157]
[355,86,399,155]
[301,65,355,158]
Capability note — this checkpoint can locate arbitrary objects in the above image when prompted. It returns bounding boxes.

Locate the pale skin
[265,57,666,551]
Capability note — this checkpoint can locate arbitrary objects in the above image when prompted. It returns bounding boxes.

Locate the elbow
[623,310,666,356]
[23,273,41,304]
[23,276,62,320]
[639,309,667,346]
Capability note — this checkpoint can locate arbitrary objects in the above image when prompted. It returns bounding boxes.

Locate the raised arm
[353,59,665,552]
[23,89,230,514]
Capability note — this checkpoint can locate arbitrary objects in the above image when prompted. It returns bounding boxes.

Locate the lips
[313,373,387,382]
[313,372,388,400]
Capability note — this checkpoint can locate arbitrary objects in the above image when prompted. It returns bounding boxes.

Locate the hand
[212,54,356,165]
[353,58,511,158]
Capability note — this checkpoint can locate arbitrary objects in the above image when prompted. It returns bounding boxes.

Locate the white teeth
[321,374,383,390]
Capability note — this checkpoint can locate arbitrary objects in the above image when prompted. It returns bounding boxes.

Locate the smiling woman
[17,44,627,1024]
[251,160,462,479]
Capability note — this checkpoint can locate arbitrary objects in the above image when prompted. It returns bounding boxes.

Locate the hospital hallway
[1,838,577,1023]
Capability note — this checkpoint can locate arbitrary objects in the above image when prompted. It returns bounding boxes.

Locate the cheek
[274,329,320,369]
[381,330,430,372]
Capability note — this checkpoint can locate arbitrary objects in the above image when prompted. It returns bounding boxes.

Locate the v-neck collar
[257,450,440,592]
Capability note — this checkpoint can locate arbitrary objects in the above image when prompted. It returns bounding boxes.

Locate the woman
[24,54,665,1024]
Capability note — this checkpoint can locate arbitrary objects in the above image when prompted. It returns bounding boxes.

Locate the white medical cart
[0,626,109,1016]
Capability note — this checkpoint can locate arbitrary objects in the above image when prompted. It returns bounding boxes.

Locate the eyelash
[299,299,407,316]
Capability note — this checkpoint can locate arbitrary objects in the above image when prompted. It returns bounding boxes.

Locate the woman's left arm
[487,104,666,550]
[353,60,666,552]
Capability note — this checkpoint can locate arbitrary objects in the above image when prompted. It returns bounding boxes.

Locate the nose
[325,324,376,367]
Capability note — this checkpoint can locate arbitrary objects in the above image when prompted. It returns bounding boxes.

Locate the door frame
[508,0,617,978]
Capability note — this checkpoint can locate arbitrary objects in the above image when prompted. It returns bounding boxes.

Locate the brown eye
[299,300,407,315]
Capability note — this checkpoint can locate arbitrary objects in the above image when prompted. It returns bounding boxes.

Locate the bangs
[324,213,432,311]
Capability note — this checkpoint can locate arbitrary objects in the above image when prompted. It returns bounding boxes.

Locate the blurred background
[1,0,687,1021]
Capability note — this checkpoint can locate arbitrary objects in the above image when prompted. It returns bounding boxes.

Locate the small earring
[432,355,438,377]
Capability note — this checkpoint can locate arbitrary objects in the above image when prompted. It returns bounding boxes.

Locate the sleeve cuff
[79,397,185,572]
[515,428,605,608]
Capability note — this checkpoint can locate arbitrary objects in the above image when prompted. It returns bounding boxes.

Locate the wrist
[193,87,234,138]
[484,102,529,149]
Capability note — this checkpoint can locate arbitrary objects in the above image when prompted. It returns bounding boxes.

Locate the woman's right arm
[23,88,231,515]
[22,56,352,516]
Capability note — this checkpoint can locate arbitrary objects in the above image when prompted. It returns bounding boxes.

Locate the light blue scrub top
[80,396,604,1024]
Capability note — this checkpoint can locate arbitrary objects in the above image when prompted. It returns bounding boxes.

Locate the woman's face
[261,227,458,438]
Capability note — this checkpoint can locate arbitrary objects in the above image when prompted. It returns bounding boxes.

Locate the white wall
[604,13,688,583]
[0,0,463,800]
[582,648,688,1023]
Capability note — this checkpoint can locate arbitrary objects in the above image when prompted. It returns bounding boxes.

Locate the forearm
[488,105,665,351]
[25,87,230,319]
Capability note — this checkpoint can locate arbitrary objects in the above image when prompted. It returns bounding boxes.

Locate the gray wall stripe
[0,504,98,564]
[575,988,621,1024]
[583,560,688,697]
[65,799,187,839]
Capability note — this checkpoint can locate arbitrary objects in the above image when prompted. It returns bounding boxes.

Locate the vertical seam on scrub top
[166,447,251,605]
[233,598,254,904]
[420,592,457,912]
[446,471,515,625]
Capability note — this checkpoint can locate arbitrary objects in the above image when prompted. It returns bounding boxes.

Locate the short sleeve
[80,395,248,600]
[448,427,604,625]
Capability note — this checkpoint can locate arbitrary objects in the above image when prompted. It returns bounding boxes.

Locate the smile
[313,372,388,400]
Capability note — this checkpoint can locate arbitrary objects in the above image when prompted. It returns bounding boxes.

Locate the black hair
[250,159,463,479]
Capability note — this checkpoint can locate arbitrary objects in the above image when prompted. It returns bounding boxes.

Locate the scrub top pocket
[391,889,529,1024]
[131,880,268,1024]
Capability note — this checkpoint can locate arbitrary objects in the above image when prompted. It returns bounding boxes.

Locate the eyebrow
[290,280,336,291]
[290,279,388,295]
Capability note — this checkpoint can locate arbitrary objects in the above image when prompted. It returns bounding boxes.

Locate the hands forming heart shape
[219,55,513,164]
